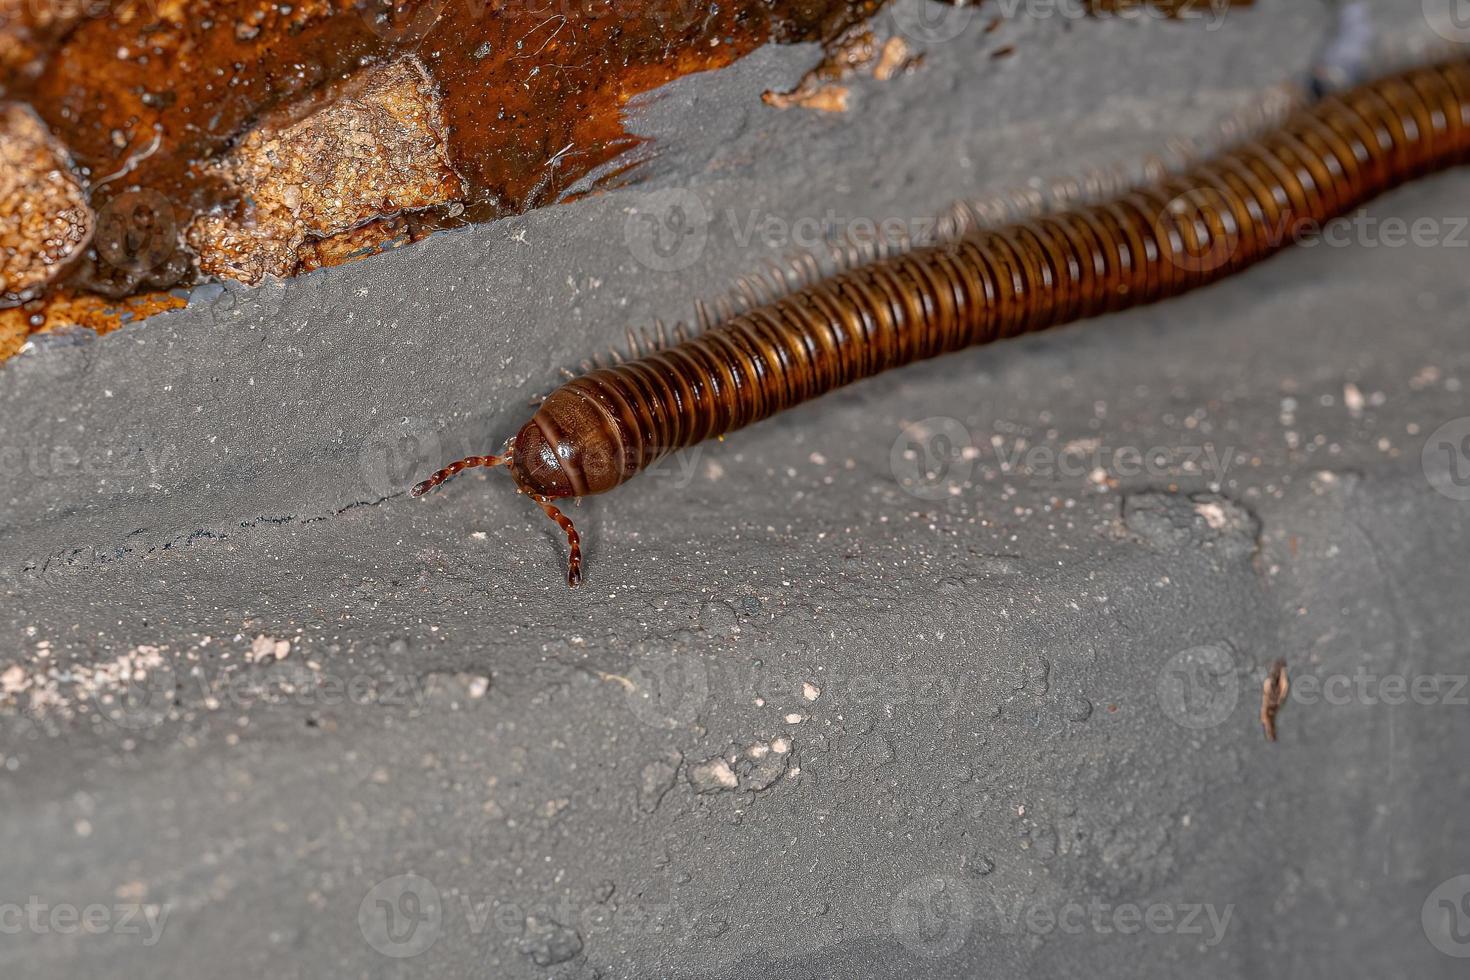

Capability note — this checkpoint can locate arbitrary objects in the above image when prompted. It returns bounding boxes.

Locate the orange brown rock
[0,290,188,361]
[873,36,916,82]
[186,57,463,284]
[0,102,91,304]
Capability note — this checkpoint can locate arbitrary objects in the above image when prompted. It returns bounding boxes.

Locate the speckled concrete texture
[2,2,1469,977]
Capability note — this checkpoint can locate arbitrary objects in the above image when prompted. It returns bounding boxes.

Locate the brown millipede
[413,56,1470,588]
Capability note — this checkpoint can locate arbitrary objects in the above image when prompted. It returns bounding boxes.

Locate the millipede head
[411,433,586,588]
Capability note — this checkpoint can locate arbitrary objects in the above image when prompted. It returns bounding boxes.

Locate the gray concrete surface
[3,1,1470,977]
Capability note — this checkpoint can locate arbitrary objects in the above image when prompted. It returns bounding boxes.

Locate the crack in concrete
[3,492,407,592]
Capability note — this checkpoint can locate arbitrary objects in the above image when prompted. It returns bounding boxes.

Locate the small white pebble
[0,665,28,695]
[1194,501,1228,530]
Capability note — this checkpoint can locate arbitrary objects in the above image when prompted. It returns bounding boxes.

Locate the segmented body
[415,57,1470,586]
[548,57,1469,486]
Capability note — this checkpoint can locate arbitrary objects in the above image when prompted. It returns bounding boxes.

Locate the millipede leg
[530,493,583,587]
[411,453,508,497]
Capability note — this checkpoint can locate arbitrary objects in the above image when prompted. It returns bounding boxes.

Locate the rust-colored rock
[0,291,188,362]
[0,103,91,305]
[187,57,463,284]
[7,1,887,281]
[297,216,413,274]
[0,0,85,81]
[0,0,1257,365]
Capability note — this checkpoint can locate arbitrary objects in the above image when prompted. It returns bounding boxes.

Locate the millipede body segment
[414,57,1470,587]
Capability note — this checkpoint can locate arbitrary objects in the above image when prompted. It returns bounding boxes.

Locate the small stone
[1194,500,1228,530]
[248,634,286,663]
[1,664,28,695]
[689,757,738,793]
[518,914,582,966]
[738,750,789,793]
[802,681,821,701]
